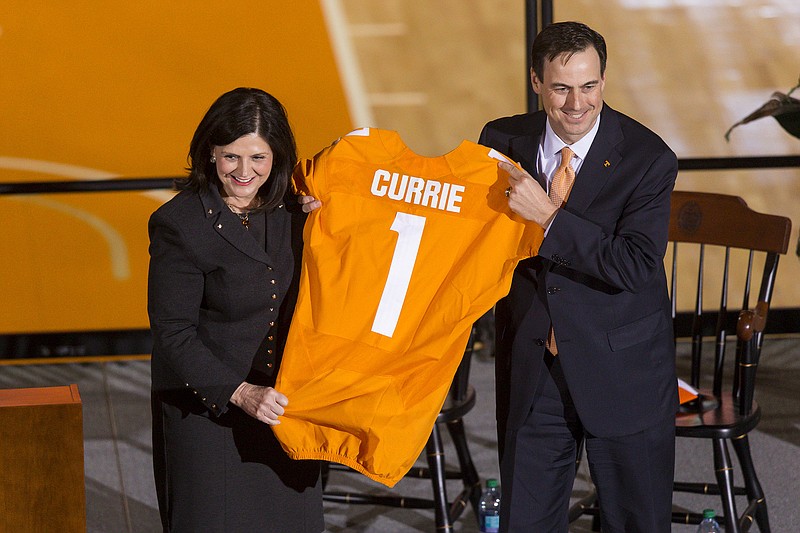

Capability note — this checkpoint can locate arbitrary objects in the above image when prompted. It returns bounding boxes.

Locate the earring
[210,156,216,163]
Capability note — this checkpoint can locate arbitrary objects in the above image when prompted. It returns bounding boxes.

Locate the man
[479,21,679,532]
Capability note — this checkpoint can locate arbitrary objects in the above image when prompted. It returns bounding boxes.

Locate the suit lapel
[567,105,623,212]
[485,107,624,211]
[508,113,547,184]
[508,134,538,176]
[200,187,271,264]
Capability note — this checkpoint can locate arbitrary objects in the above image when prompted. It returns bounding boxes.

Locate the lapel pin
[603,160,610,167]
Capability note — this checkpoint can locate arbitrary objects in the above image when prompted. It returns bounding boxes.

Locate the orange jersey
[273,128,543,486]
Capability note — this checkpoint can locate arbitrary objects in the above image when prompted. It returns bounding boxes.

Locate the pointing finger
[498,160,530,184]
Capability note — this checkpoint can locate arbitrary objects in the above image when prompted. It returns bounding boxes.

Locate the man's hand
[499,160,559,228]
[230,382,289,425]
[298,195,321,213]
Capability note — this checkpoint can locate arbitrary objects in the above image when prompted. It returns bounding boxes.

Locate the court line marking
[0,157,174,281]
[369,92,429,107]
[349,22,407,37]
[320,0,374,127]
[7,195,131,279]
[0,156,174,202]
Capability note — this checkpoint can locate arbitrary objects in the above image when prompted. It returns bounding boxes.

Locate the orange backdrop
[0,1,352,334]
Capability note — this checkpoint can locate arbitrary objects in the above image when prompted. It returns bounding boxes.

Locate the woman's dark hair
[531,21,607,81]
[178,87,297,210]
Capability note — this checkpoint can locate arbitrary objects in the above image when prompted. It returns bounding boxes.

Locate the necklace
[235,211,250,229]
[223,201,257,229]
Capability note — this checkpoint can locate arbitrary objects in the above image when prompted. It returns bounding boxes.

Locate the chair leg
[732,435,770,532]
[321,461,330,490]
[591,512,602,532]
[445,418,482,521]
[427,425,453,531]
[713,438,741,533]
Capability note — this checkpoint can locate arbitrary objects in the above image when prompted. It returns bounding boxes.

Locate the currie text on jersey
[370,169,465,213]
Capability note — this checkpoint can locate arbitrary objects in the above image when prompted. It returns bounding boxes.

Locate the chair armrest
[736,301,769,341]
[736,301,769,415]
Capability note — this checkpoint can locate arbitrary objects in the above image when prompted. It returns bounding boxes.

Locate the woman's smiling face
[212,132,274,208]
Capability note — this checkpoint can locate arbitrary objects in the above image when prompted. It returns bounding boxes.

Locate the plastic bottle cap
[702,509,716,518]
[486,478,499,488]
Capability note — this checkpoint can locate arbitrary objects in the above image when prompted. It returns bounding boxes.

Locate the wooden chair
[569,191,791,532]
[322,326,483,531]
[667,190,791,532]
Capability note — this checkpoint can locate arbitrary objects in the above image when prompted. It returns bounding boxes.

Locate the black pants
[499,352,675,533]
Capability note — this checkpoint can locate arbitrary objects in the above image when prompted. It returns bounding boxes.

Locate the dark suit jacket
[479,104,679,445]
[147,185,306,416]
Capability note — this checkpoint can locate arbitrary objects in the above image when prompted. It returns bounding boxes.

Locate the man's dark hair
[531,21,607,81]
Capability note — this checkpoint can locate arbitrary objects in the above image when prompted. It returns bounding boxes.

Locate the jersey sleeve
[292,158,314,196]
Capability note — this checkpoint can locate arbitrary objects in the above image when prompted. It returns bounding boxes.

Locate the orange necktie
[548,146,576,207]
[547,146,575,355]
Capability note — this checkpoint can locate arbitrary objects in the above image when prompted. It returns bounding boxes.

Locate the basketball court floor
[327,0,800,308]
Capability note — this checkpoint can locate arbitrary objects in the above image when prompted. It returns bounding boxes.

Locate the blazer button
[547,287,560,294]
[268,335,274,341]
[267,349,273,355]
[271,294,277,300]
[551,254,560,262]
[270,279,276,285]
[269,321,275,327]
[266,362,273,368]
[535,338,545,346]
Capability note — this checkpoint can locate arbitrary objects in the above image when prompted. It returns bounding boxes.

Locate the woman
[147,87,323,532]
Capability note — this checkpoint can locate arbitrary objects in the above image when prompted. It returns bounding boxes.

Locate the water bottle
[696,508,721,532]
[478,478,501,533]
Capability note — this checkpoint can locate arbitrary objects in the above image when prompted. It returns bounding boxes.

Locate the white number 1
[371,212,426,337]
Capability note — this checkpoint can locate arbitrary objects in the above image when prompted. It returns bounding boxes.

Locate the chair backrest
[667,191,791,413]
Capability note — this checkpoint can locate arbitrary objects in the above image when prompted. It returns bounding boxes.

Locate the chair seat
[676,389,761,439]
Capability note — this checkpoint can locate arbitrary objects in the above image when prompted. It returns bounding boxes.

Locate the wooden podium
[0,384,86,532]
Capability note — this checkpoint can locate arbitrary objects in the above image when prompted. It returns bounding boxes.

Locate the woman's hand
[298,195,322,213]
[230,382,289,425]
